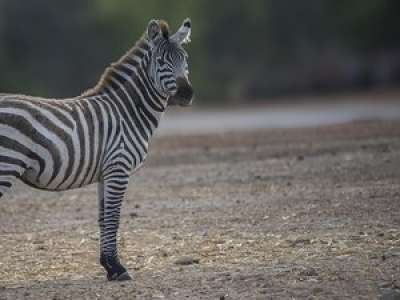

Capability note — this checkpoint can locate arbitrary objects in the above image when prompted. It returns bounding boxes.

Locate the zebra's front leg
[98,171,131,281]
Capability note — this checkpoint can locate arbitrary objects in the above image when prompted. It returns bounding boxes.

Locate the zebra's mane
[81,34,150,98]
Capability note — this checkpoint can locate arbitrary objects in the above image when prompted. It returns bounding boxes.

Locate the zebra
[0,18,193,281]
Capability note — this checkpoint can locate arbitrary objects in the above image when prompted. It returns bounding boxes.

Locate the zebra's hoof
[107,271,132,281]
[100,253,131,282]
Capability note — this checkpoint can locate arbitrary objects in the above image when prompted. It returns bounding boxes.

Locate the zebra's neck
[82,38,168,141]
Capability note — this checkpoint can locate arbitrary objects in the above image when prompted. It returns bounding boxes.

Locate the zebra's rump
[0,95,104,191]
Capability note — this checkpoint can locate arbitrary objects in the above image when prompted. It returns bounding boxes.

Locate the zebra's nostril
[175,78,193,100]
[177,85,193,100]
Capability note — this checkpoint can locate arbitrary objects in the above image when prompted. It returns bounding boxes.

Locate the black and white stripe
[0,18,193,281]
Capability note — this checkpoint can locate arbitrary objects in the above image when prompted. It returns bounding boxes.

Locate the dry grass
[0,120,399,299]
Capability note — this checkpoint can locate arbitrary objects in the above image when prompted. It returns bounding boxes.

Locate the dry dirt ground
[0,120,399,299]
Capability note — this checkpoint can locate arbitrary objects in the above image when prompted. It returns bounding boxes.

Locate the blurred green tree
[0,0,398,102]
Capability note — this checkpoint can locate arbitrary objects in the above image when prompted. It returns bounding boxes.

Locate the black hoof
[100,253,131,282]
[108,271,132,281]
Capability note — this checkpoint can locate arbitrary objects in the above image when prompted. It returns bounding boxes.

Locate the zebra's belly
[20,144,146,191]
[20,168,55,191]
[20,164,100,191]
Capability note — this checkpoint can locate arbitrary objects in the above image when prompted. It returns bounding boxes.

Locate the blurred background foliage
[0,0,399,104]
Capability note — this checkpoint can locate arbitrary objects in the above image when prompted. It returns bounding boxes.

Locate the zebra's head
[147,18,194,106]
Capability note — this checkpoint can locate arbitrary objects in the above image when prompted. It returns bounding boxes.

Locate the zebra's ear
[159,20,170,39]
[171,18,191,45]
[147,19,161,41]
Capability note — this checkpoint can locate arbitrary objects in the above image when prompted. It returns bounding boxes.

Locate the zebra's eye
[157,57,166,67]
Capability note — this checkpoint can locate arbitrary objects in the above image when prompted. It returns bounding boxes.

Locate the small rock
[312,287,323,294]
[286,237,311,247]
[297,155,304,161]
[217,293,227,300]
[299,267,318,277]
[129,212,138,218]
[174,256,200,265]
[388,233,400,240]
[160,250,168,257]
[278,240,293,248]
[134,204,140,209]
[172,233,182,240]
[380,289,400,300]
[381,145,390,153]
[379,282,393,289]
[369,254,379,259]
[349,234,364,241]
[214,239,225,245]
[32,240,44,245]
[201,231,208,237]
[384,248,400,258]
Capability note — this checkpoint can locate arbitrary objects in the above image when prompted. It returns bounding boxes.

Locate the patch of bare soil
[0,120,399,299]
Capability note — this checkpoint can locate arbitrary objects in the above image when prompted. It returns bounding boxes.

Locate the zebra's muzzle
[168,77,194,106]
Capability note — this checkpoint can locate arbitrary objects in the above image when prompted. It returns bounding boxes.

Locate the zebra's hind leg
[98,172,131,281]
[0,165,24,198]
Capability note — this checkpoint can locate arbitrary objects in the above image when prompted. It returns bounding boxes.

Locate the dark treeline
[0,0,399,103]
